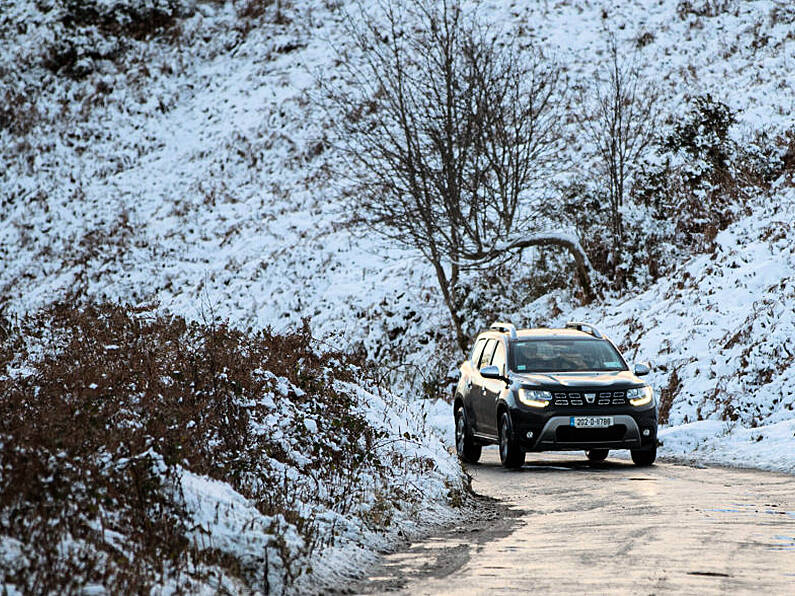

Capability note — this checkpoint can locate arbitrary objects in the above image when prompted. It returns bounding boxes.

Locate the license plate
[570,416,613,428]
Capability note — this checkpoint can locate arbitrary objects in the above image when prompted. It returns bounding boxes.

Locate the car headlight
[627,385,653,406]
[518,388,551,408]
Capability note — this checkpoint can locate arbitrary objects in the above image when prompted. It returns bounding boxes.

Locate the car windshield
[510,339,627,373]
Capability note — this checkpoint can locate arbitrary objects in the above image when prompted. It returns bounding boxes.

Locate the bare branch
[574,37,660,259]
[319,0,577,349]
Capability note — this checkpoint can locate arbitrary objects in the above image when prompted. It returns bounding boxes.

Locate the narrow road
[359,449,795,595]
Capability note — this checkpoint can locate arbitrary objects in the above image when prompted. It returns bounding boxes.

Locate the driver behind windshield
[511,340,626,373]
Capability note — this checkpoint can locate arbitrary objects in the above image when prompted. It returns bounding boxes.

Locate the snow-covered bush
[0,79,38,136]
[739,128,795,187]
[45,0,195,77]
[661,94,736,189]
[238,0,288,23]
[0,302,464,592]
[676,0,735,19]
[624,95,792,280]
[0,1,194,81]
[627,96,740,264]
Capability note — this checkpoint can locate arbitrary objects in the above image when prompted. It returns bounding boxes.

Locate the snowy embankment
[551,193,795,472]
[178,380,465,594]
[1,5,794,592]
[0,306,465,593]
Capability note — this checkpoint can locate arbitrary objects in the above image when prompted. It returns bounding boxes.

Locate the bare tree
[575,39,660,263]
[323,0,594,352]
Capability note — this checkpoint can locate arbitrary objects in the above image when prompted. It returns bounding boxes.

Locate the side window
[477,339,497,371]
[491,341,506,375]
[470,337,486,364]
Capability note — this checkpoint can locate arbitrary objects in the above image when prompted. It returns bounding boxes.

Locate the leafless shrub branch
[0,303,410,592]
[574,38,660,263]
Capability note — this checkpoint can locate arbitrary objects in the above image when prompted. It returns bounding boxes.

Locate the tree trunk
[432,260,469,355]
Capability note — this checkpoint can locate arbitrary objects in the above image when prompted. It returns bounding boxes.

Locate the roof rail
[565,321,603,339]
[490,321,518,339]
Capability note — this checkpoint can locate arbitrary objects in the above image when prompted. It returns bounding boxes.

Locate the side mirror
[633,361,652,376]
[480,365,503,380]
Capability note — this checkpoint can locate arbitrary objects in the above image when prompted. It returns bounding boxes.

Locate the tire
[498,411,525,469]
[586,449,609,463]
[455,405,482,464]
[631,445,657,467]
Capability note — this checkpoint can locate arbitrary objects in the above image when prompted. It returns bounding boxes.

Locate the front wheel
[455,406,482,464]
[498,412,525,469]
[631,445,657,467]
[586,449,609,463]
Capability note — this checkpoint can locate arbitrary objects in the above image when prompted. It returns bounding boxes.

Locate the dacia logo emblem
[585,393,595,404]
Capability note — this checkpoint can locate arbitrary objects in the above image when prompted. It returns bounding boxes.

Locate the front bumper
[511,405,657,451]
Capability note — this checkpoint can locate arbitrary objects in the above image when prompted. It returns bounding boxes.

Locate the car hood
[511,370,642,388]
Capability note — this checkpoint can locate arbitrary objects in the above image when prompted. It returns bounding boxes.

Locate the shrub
[59,0,189,37]
[633,95,767,255]
[676,0,734,18]
[238,0,287,22]
[738,128,795,186]
[661,94,736,189]
[43,0,194,78]
[0,81,39,135]
[0,302,393,592]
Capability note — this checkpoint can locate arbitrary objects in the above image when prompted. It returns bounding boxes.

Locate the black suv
[453,321,658,468]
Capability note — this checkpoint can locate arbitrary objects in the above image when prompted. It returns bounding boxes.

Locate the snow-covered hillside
[546,192,795,472]
[3,0,795,383]
[1,1,794,589]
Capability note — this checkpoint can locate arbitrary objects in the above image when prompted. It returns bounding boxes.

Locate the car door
[462,337,487,421]
[473,338,497,435]
[479,339,506,437]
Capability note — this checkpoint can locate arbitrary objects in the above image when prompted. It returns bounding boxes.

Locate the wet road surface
[359,449,795,595]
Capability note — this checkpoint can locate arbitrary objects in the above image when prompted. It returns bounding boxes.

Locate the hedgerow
[0,302,429,592]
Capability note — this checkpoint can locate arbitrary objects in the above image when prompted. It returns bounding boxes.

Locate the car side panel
[457,337,487,432]
[479,340,507,436]
[472,339,497,436]
[480,377,502,436]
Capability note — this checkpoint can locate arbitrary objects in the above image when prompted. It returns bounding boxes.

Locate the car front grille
[552,390,626,407]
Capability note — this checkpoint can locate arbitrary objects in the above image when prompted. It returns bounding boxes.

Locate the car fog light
[642,429,651,437]
[526,431,534,439]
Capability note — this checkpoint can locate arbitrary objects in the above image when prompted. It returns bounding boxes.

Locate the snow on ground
[658,419,795,473]
[1,1,794,588]
[543,190,795,472]
[422,189,795,473]
[175,377,468,594]
[3,1,795,382]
